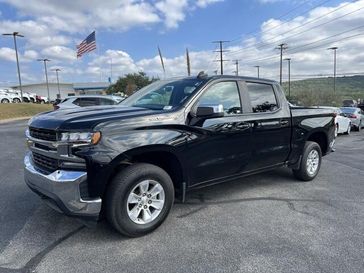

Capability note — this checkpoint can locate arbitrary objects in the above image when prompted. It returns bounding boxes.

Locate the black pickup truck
[25,75,335,237]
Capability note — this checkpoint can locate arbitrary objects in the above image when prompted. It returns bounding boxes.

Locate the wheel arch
[306,130,328,155]
[104,145,186,197]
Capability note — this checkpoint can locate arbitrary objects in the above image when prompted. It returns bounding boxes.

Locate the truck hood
[29,105,161,130]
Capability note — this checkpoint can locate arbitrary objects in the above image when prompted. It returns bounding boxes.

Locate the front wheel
[13,98,21,103]
[344,123,351,135]
[292,141,322,181]
[106,163,174,237]
[1,98,10,103]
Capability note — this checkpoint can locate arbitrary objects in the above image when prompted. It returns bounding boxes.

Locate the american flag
[77,31,96,58]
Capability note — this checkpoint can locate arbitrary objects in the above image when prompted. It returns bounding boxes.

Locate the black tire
[13,98,21,103]
[1,98,10,103]
[106,163,174,237]
[30,98,35,103]
[292,141,322,181]
[40,100,45,104]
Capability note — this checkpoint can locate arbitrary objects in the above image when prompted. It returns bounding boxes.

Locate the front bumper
[24,152,101,220]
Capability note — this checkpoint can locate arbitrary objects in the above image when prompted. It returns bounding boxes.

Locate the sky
[0,0,363,86]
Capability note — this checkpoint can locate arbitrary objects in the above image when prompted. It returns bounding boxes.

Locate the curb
[0,116,31,124]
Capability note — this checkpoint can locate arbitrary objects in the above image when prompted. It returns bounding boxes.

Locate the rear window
[246,82,278,113]
[340,108,356,114]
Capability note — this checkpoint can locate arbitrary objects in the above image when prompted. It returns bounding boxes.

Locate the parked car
[36,95,49,104]
[1,89,22,103]
[340,107,364,131]
[25,75,336,237]
[26,92,37,103]
[0,92,11,103]
[53,95,121,110]
[342,99,357,107]
[318,106,351,135]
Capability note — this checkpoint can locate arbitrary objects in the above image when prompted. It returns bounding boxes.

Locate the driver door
[184,80,253,186]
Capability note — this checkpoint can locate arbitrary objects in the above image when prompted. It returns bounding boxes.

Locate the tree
[107,72,158,96]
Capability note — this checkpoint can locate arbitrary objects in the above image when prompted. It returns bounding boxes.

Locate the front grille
[29,127,57,141]
[32,152,58,173]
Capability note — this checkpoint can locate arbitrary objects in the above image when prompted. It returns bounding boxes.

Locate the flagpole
[96,31,102,82]
[158,46,166,79]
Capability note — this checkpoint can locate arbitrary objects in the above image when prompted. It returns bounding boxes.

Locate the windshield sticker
[163,106,173,110]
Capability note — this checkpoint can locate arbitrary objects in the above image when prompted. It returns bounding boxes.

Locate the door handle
[281,120,289,126]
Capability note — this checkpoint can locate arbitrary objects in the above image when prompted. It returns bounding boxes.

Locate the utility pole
[186,48,191,76]
[233,60,239,76]
[284,58,291,100]
[38,58,51,102]
[254,65,260,78]
[328,47,338,94]
[213,40,230,75]
[53,68,61,99]
[277,43,288,85]
[2,32,24,100]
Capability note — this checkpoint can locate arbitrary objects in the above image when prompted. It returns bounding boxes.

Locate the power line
[228,0,356,56]
[254,4,363,51]
[229,0,314,43]
[229,25,364,65]
[212,40,230,75]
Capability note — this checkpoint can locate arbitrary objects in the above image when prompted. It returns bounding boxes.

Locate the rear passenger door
[241,81,291,170]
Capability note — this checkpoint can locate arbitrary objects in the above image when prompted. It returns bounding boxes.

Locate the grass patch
[0,103,53,120]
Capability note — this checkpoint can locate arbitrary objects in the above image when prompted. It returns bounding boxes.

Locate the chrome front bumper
[24,152,101,220]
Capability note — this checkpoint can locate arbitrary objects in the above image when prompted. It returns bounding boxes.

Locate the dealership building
[11,82,110,100]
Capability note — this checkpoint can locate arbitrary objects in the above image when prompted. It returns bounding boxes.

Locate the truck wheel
[13,98,21,103]
[106,163,174,237]
[1,98,10,103]
[292,141,322,181]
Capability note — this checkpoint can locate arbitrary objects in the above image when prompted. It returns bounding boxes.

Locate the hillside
[281,75,364,106]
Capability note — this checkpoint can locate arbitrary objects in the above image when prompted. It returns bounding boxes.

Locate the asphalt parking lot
[0,120,363,273]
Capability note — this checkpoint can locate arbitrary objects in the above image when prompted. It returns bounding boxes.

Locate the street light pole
[38,59,51,102]
[254,65,260,78]
[53,68,61,98]
[2,32,24,100]
[284,58,291,100]
[328,47,338,94]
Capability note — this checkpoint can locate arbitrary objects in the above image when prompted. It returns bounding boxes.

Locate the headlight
[61,132,101,145]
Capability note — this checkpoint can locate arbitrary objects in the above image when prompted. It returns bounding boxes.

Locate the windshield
[340,107,356,114]
[120,78,207,110]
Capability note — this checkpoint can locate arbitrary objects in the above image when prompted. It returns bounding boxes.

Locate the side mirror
[193,104,224,118]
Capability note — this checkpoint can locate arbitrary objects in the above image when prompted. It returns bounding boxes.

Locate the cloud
[156,0,189,29]
[0,47,16,62]
[196,0,223,8]
[0,47,38,62]
[41,46,76,61]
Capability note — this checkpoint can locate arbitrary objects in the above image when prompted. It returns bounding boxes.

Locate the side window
[197,81,241,115]
[246,82,278,113]
[73,98,99,107]
[99,98,116,105]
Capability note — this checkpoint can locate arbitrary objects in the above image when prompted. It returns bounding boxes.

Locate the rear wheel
[293,141,322,181]
[1,98,10,103]
[13,98,20,103]
[106,163,174,237]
